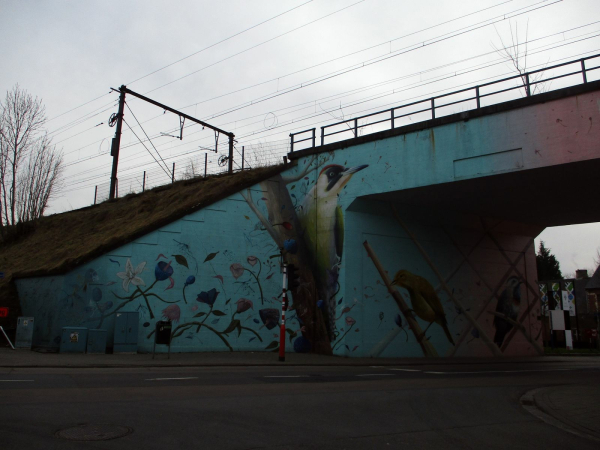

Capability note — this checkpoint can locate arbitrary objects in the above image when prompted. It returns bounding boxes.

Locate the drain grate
[55,424,133,441]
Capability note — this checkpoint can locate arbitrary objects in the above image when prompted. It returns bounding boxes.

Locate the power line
[127,0,315,85]
[125,102,171,174]
[144,0,367,95]
[123,118,172,179]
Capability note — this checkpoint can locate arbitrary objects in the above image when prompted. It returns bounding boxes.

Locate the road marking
[357,374,395,377]
[424,369,577,375]
[0,380,34,382]
[389,368,421,372]
[263,375,309,378]
[145,377,198,381]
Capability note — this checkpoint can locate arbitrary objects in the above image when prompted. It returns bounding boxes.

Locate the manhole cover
[55,424,133,441]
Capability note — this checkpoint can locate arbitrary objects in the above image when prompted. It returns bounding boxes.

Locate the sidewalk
[524,385,600,443]
[0,346,598,369]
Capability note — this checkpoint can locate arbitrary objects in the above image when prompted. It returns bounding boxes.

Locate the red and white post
[279,263,288,362]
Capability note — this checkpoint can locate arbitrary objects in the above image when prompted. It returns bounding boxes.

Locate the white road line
[263,375,309,378]
[0,380,34,382]
[145,377,198,381]
[357,374,395,377]
[425,369,577,375]
[389,368,421,372]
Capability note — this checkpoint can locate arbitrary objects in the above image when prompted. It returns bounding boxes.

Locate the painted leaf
[222,319,241,335]
[172,254,189,268]
[266,273,274,280]
[249,337,256,342]
[290,185,295,190]
[143,322,150,328]
[204,252,219,263]
[337,297,343,305]
[211,318,220,324]
[212,310,227,316]
[244,215,250,220]
[265,340,279,350]
[213,275,224,284]
[225,298,231,305]
[345,345,350,351]
[193,312,207,318]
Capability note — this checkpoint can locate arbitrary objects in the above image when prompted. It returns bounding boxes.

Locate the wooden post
[142,171,146,192]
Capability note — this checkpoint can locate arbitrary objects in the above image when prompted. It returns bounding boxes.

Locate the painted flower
[283,239,298,254]
[230,263,244,279]
[259,308,280,330]
[85,268,99,283]
[196,288,219,306]
[345,316,356,327]
[162,304,181,323]
[116,259,146,292]
[235,298,253,313]
[184,275,196,287]
[247,256,258,267]
[155,261,174,281]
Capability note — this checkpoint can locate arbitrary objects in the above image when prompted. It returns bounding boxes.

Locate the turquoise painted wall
[18,89,597,355]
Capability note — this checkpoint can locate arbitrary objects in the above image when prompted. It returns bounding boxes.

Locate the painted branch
[240,188,281,247]
[443,227,540,356]
[391,205,502,357]
[369,327,402,357]
[446,243,530,357]
[363,240,438,357]
[488,311,544,355]
[500,297,542,354]
[485,233,541,353]
[280,155,317,184]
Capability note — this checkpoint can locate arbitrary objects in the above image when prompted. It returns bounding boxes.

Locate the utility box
[114,311,139,353]
[87,329,107,354]
[60,327,88,353]
[15,316,34,349]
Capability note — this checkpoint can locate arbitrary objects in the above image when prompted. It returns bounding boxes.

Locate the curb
[520,388,600,443]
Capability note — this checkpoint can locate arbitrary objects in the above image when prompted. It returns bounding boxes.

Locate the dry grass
[0,165,286,318]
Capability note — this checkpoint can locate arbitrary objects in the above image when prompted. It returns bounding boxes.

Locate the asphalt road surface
[1,360,599,449]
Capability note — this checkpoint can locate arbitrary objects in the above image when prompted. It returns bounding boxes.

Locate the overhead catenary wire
[125,102,171,174]
[52,0,542,164]
[123,118,172,180]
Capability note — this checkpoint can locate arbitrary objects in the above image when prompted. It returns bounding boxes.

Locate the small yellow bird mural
[391,270,455,345]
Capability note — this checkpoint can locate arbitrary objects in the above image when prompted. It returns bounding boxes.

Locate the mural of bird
[493,276,522,348]
[391,270,455,345]
[298,163,368,339]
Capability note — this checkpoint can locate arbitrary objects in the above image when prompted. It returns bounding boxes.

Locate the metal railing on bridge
[289,54,600,152]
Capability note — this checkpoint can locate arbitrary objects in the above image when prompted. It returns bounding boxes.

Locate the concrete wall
[17,87,597,356]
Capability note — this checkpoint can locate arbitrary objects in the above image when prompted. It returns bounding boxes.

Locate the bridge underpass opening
[343,158,599,358]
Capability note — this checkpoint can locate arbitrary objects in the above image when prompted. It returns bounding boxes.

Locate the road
[1,360,599,449]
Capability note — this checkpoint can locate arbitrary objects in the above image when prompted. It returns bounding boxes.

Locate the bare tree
[0,85,62,230]
[492,20,549,97]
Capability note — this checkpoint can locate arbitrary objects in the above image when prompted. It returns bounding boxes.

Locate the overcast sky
[1,0,599,275]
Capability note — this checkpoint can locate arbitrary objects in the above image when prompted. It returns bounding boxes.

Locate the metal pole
[390,108,395,129]
[311,128,315,148]
[581,59,588,83]
[142,171,146,192]
[204,153,208,178]
[289,133,294,153]
[109,86,126,200]
[354,118,358,137]
[172,162,175,183]
[279,263,288,362]
[94,186,97,205]
[228,134,234,174]
[431,98,435,119]
[0,326,15,350]
[320,127,325,146]
[525,73,531,97]
[241,146,245,170]
[476,86,480,109]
